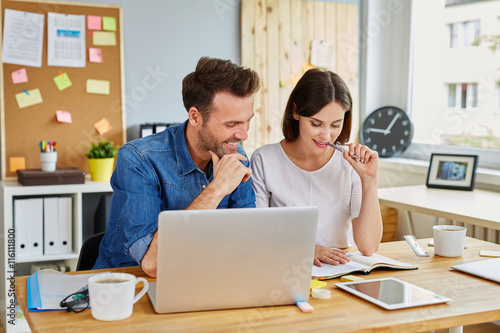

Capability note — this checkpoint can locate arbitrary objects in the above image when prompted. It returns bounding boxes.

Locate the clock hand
[384,113,401,135]
[366,128,386,134]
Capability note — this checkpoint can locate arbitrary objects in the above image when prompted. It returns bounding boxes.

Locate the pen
[327,143,360,159]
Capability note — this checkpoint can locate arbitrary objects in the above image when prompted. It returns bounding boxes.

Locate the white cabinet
[0,181,112,333]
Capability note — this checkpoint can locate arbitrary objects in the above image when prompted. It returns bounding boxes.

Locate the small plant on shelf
[85,139,120,159]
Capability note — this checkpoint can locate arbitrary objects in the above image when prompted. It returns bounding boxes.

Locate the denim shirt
[93,121,256,269]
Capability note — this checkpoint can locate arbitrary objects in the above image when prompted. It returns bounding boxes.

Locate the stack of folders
[14,197,72,257]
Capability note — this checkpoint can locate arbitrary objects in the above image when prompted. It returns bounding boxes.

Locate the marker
[296,301,314,313]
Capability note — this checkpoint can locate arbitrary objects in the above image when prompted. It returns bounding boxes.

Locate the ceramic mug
[88,272,149,321]
[433,225,467,257]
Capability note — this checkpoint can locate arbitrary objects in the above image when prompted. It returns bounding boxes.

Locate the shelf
[16,253,79,264]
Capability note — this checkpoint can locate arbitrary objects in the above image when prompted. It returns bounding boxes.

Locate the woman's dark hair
[182,57,260,120]
[282,68,352,143]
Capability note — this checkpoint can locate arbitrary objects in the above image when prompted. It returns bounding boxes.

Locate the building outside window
[410,0,500,158]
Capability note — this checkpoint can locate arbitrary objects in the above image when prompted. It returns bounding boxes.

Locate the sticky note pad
[15,89,43,109]
[10,157,26,173]
[12,68,28,84]
[87,15,102,30]
[479,250,500,257]
[93,31,116,46]
[94,118,112,135]
[87,79,110,95]
[311,280,327,290]
[102,16,117,31]
[340,275,364,282]
[89,48,103,63]
[56,110,72,123]
[297,301,314,313]
[53,73,72,91]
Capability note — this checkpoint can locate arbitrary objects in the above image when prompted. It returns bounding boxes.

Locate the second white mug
[433,225,466,257]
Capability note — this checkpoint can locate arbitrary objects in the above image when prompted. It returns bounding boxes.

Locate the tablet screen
[335,277,451,310]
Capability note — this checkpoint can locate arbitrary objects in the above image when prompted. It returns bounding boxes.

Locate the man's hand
[208,151,252,196]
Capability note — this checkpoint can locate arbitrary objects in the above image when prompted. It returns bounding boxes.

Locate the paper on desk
[312,261,367,278]
[27,269,105,311]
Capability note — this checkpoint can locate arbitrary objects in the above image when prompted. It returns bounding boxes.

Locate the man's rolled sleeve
[128,232,155,265]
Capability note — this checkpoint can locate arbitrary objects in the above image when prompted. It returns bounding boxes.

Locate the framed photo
[426,154,478,191]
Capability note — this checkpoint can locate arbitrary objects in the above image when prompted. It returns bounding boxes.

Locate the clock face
[360,106,414,158]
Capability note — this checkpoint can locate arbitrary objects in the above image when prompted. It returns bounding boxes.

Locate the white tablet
[335,277,451,310]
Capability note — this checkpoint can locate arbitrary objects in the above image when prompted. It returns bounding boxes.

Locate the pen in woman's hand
[327,143,360,160]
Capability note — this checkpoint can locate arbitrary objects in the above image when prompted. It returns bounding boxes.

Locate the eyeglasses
[60,288,89,313]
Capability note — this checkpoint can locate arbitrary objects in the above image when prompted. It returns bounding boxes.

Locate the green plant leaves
[86,139,120,159]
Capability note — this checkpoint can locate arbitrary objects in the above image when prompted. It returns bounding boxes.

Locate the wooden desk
[15,238,500,333]
[378,185,500,236]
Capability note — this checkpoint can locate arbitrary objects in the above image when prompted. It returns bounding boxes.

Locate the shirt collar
[174,120,199,176]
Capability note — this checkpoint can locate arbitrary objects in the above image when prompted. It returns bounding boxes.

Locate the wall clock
[360,106,414,158]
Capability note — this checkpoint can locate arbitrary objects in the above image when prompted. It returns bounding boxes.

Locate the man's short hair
[182,57,260,119]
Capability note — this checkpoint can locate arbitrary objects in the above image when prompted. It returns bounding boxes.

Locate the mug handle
[133,277,149,304]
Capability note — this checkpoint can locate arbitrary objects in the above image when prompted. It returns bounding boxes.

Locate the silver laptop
[451,258,500,283]
[147,206,318,313]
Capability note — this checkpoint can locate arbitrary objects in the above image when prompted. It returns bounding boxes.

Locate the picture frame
[426,154,478,191]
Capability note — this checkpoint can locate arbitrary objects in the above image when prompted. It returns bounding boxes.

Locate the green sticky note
[15,89,43,108]
[93,31,116,46]
[86,79,110,95]
[53,73,72,91]
[102,16,116,31]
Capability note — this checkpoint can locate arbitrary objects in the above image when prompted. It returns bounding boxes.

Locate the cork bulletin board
[0,0,125,179]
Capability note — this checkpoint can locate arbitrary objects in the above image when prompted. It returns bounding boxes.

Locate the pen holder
[40,152,57,172]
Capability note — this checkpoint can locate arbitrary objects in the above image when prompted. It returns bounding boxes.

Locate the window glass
[410,0,500,154]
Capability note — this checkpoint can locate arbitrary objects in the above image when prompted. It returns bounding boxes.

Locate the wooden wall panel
[241,0,359,155]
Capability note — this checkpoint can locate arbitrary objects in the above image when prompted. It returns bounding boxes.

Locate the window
[449,20,480,48]
[447,83,478,109]
[406,0,500,168]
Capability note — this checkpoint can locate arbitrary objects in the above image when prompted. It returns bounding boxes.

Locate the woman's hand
[342,143,379,180]
[314,245,350,267]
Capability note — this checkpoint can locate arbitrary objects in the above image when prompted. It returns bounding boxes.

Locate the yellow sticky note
[93,31,116,46]
[87,79,110,95]
[15,89,43,109]
[311,279,327,290]
[340,275,364,282]
[102,16,117,31]
[53,73,72,91]
[94,118,112,135]
[10,157,26,173]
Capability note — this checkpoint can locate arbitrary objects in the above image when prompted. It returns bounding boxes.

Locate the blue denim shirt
[93,121,256,269]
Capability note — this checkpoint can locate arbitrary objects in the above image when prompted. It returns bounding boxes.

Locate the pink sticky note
[87,15,102,30]
[56,110,72,124]
[12,68,28,84]
[89,48,103,63]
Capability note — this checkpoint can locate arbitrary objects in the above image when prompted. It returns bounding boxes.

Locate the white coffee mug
[433,225,467,257]
[88,272,149,321]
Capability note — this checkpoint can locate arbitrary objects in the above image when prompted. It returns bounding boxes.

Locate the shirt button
[202,185,206,189]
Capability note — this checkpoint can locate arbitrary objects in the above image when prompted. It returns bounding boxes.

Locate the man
[94,57,260,277]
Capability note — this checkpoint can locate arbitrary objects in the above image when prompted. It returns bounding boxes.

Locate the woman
[250,68,383,267]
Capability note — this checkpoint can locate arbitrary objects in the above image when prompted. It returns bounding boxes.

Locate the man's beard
[198,126,238,159]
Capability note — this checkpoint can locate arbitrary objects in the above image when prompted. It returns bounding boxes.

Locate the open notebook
[312,252,417,280]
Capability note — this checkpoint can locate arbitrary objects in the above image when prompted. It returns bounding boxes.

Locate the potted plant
[86,139,120,182]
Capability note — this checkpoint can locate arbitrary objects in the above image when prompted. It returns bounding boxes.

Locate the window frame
[360,0,500,171]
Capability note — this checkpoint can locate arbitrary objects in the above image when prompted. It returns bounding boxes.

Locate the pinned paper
[10,157,26,173]
[102,16,116,31]
[86,79,110,95]
[56,110,72,123]
[12,68,28,84]
[89,48,103,63]
[87,15,102,30]
[53,72,73,91]
[310,40,335,70]
[15,88,43,108]
[93,31,116,46]
[94,118,111,135]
